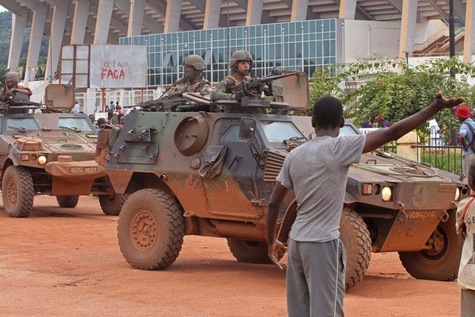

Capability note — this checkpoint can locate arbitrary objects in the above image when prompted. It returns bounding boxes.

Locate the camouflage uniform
[211,50,253,102]
[0,71,32,102]
[211,75,250,101]
[167,76,211,96]
[165,54,211,97]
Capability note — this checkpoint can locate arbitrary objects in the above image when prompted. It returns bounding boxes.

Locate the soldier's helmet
[183,54,206,71]
[4,71,19,84]
[229,50,253,70]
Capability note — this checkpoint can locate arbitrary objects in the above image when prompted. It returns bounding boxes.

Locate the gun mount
[0,84,75,114]
[130,70,310,114]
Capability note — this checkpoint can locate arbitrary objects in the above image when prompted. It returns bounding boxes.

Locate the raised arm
[363,92,464,153]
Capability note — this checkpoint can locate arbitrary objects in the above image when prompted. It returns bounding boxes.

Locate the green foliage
[310,56,475,141]
[420,148,463,176]
[0,11,49,69]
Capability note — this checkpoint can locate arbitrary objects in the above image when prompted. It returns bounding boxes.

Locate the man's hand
[268,239,287,270]
[433,91,465,110]
[457,223,467,239]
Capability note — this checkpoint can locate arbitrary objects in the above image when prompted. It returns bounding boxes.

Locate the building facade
[120,19,342,87]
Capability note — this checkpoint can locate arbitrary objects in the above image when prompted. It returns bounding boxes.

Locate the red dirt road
[0,195,461,317]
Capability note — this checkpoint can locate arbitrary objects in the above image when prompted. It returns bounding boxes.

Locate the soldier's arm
[210,79,235,100]
[13,85,32,96]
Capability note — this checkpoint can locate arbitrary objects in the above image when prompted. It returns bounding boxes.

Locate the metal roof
[0,0,466,41]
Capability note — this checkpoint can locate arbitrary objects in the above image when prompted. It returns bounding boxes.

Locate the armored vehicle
[96,72,469,290]
[0,84,125,217]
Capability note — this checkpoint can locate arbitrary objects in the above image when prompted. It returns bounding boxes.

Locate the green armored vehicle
[0,84,125,217]
[96,72,469,290]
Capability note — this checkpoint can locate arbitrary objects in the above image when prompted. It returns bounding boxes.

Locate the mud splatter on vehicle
[96,72,469,290]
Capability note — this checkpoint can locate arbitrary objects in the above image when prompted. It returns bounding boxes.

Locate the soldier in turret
[211,50,253,101]
[0,71,32,102]
[165,54,211,97]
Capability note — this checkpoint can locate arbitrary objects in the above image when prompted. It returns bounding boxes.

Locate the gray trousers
[461,288,475,317]
[462,152,475,179]
[286,238,345,317]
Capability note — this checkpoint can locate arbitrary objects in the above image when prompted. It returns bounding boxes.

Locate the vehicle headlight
[37,155,47,165]
[382,186,392,202]
[455,187,460,201]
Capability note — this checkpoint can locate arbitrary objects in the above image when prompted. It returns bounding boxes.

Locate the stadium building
[0,0,472,112]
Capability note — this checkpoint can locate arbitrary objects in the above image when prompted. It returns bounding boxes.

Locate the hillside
[0,11,49,67]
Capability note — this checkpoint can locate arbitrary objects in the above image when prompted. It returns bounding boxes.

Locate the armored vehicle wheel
[2,166,34,218]
[399,212,463,281]
[340,207,372,291]
[227,238,275,264]
[56,195,79,208]
[117,189,185,270]
[99,194,128,216]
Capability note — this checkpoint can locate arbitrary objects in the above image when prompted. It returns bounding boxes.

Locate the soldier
[165,54,211,96]
[0,71,32,102]
[211,50,253,101]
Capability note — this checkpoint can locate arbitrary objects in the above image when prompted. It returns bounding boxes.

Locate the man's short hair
[312,96,343,129]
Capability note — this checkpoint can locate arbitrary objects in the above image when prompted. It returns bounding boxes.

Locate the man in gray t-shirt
[266,93,464,317]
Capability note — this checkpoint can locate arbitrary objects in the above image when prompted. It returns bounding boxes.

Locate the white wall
[343,20,448,63]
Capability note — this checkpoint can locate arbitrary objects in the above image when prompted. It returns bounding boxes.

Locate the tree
[310,57,475,140]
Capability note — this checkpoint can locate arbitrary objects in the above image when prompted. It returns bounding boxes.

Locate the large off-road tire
[117,189,185,270]
[56,195,79,208]
[340,207,372,291]
[399,211,463,281]
[2,166,34,218]
[99,194,128,216]
[227,238,274,264]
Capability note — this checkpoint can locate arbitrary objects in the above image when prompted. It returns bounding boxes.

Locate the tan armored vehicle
[0,84,125,217]
[96,72,469,290]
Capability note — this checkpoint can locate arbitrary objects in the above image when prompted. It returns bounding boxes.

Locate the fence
[73,88,165,115]
[381,137,463,176]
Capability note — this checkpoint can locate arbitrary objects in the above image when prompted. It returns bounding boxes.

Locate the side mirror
[239,117,257,140]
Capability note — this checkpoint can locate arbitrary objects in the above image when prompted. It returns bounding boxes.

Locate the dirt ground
[0,195,461,317]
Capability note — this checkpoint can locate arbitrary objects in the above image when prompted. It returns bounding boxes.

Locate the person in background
[456,105,475,179]
[109,101,116,113]
[266,92,464,317]
[106,111,114,124]
[455,161,475,317]
[73,100,80,113]
[116,105,123,115]
[375,113,391,127]
[96,117,107,129]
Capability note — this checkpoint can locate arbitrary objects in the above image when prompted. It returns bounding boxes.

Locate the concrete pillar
[204,0,222,29]
[246,0,263,25]
[291,0,308,21]
[94,0,115,44]
[398,0,418,60]
[464,0,475,63]
[71,0,90,44]
[397,131,419,161]
[45,5,68,81]
[164,0,182,33]
[339,0,357,19]
[7,13,27,70]
[128,0,146,36]
[25,3,48,82]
